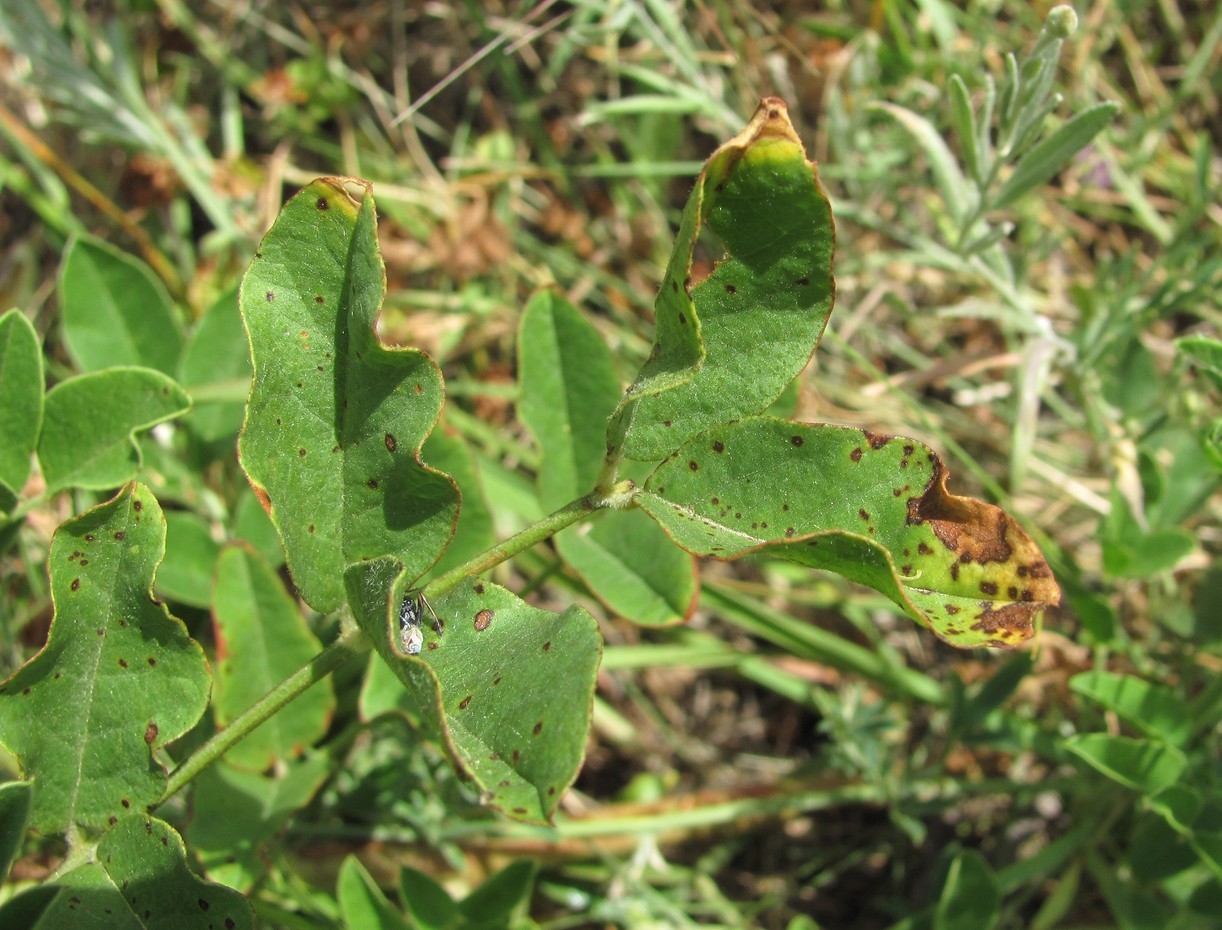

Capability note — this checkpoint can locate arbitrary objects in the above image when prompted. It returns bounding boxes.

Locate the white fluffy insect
[398,590,441,656]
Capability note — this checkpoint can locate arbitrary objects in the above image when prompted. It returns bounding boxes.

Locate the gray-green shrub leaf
[992,102,1119,209]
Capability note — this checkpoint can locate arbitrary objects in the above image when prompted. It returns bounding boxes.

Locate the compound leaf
[239,178,459,613]
[637,417,1060,649]
[0,484,210,833]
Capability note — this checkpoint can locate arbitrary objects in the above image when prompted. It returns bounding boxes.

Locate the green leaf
[637,417,1060,649]
[422,426,495,574]
[37,367,191,494]
[156,510,222,608]
[211,545,336,771]
[519,288,621,506]
[871,100,970,222]
[179,287,251,442]
[0,780,32,882]
[934,848,1000,930]
[338,854,411,930]
[399,865,459,930]
[0,309,43,502]
[1064,733,1187,794]
[39,815,252,930]
[609,98,835,462]
[556,511,697,625]
[1178,334,1222,392]
[992,102,1120,209]
[232,487,285,568]
[458,859,536,928]
[0,484,210,832]
[518,289,696,623]
[948,74,981,183]
[59,234,183,375]
[189,755,330,891]
[1069,671,1191,746]
[238,178,459,613]
[346,561,601,822]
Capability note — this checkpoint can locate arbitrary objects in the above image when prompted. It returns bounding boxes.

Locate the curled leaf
[608,97,835,463]
[637,417,1060,649]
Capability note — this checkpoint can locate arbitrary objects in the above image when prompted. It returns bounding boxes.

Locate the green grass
[1,1,1220,928]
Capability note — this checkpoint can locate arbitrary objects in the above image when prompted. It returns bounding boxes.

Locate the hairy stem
[159,627,370,802]
[425,493,602,599]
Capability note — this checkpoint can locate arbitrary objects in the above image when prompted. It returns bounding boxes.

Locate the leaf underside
[639,417,1060,648]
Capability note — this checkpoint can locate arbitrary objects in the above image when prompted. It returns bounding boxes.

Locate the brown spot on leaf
[858,509,869,521]
[713,440,725,453]
[796,276,810,286]
[475,583,485,594]
[542,641,551,652]
[145,722,158,745]
[114,531,125,541]
[385,433,397,452]
[864,430,890,450]
[970,601,1041,646]
[726,284,737,294]
[688,460,699,471]
[533,721,543,735]
[71,579,79,591]
[458,695,472,710]
[133,500,142,511]
[265,291,275,302]
[791,435,804,447]
[474,609,493,632]
[980,581,999,596]
[316,197,329,210]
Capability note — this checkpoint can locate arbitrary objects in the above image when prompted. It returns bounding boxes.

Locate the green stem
[424,493,603,599]
[158,627,370,802]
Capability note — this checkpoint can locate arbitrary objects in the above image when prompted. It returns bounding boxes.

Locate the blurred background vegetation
[1,1,1220,927]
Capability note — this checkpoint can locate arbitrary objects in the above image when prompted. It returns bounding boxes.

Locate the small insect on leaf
[398,589,441,656]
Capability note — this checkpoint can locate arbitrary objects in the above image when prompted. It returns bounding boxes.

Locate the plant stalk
[158,627,370,802]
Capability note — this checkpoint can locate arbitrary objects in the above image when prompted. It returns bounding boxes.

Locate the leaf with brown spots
[0,484,209,833]
[637,417,1060,649]
[40,814,252,929]
[346,561,601,822]
[239,178,459,613]
[607,97,835,462]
